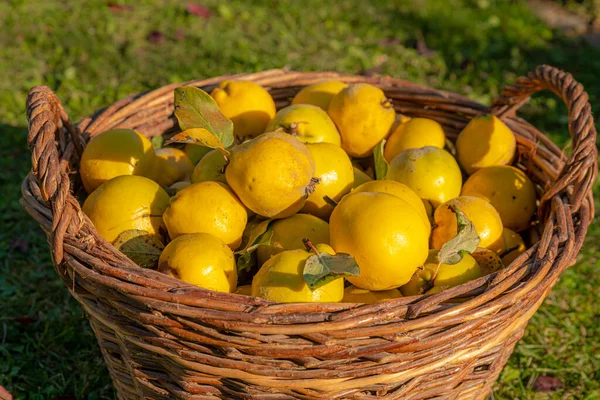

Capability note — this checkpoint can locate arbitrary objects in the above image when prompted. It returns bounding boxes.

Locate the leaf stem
[430,261,442,284]
[302,238,320,255]
[323,195,339,207]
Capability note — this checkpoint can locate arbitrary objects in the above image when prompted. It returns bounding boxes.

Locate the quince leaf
[165,128,230,157]
[113,229,164,269]
[172,86,234,149]
[235,219,274,273]
[373,139,388,180]
[151,135,164,150]
[303,252,359,291]
[437,205,480,265]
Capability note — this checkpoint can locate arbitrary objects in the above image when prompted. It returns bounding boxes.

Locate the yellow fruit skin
[342,286,402,303]
[400,251,481,296]
[431,253,482,289]
[158,233,237,293]
[256,214,330,266]
[386,146,462,208]
[191,149,227,184]
[456,114,516,175]
[461,165,537,232]
[210,80,276,139]
[502,228,526,265]
[330,192,429,290]
[303,143,354,219]
[225,132,315,219]
[472,248,504,275]
[251,247,343,303]
[352,167,373,188]
[397,114,412,124]
[328,83,396,158]
[184,144,212,165]
[352,180,430,234]
[82,175,169,243]
[291,80,349,111]
[149,147,194,187]
[266,104,341,146]
[163,182,247,249]
[432,196,505,253]
[384,118,446,162]
[80,129,155,193]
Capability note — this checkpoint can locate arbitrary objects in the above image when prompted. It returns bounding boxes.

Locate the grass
[1,0,598,398]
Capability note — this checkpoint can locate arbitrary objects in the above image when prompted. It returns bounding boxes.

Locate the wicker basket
[21,66,596,399]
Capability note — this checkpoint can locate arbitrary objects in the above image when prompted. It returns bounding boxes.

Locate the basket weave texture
[21,66,596,399]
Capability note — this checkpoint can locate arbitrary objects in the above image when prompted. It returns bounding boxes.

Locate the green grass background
[1,0,599,398]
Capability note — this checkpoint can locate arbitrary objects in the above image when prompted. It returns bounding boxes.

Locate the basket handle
[26,86,85,263]
[491,65,597,215]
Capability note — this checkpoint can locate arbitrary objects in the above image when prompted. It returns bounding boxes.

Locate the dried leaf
[415,31,435,58]
[165,128,230,156]
[113,229,164,269]
[10,238,29,254]
[0,386,12,400]
[379,37,402,46]
[14,316,36,326]
[532,376,564,392]
[107,3,132,13]
[373,139,388,180]
[186,3,212,19]
[437,205,480,265]
[235,220,274,272]
[303,253,359,291]
[147,30,165,44]
[151,135,164,150]
[173,86,234,149]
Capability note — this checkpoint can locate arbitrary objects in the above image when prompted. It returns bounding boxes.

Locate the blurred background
[1,0,598,398]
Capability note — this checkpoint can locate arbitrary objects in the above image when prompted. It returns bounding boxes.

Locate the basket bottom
[88,316,524,400]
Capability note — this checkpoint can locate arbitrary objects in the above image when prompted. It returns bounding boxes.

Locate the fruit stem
[323,195,339,207]
[381,98,393,109]
[289,121,308,136]
[302,238,320,256]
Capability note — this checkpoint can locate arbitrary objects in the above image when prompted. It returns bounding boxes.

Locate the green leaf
[235,219,274,272]
[437,205,480,265]
[113,229,165,269]
[151,135,164,150]
[165,128,231,156]
[373,139,388,180]
[173,86,234,148]
[303,252,360,291]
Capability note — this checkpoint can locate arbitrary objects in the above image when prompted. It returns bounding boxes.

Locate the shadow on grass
[0,123,114,399]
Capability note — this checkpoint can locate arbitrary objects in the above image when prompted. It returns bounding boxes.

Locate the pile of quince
[80,79,534,304]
